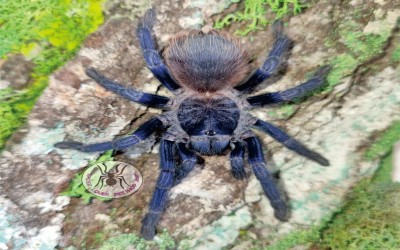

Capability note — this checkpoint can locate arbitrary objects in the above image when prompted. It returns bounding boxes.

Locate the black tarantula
[55,9,330,240]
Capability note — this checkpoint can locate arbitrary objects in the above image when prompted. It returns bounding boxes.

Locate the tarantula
[55,9,330,240]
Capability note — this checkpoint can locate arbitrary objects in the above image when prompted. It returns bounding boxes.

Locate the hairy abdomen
[164,30,250,92]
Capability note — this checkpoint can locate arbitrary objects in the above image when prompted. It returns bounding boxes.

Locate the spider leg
[85,68,169,108]
[96,176,106,189]
[117,164,128,175]
[229,141,247,180]
[94,176,105,189]
[253,119,329,166]
[97,163,107,175]
[137,9,180,91]
[116,176,129,189]
[235,21,292,92]
[141,139,175,240]
[54,117,163,152]
[114,162,126,174]
[244,136,288,220]
[247,66,331,107]
[173,143,197,186]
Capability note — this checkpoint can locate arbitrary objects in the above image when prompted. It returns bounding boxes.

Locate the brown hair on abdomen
[164,30,250,93]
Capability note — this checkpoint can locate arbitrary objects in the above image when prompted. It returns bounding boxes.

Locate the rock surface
[1,0,400,249]
[0,54,34,90]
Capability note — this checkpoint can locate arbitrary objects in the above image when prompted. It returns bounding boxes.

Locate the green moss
[94,232,106,246]
[324,54,358,90]
[341,31,388,62]
[61,150,114,203]
[99,229,176,250]
[317,121,400,249]
[391,46,400,63]
[0,0,104,149]
[365,121,400,160]
[267,104,296,119]
[214,0,304,35]
[266,223,324,250]
[324,16,392,92]
[319,154,400,249]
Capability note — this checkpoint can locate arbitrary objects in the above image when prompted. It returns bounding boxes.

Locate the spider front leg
[141,139,175,240]
[254,119,329,166]
[54,117,163,152]
[244,136,288,220]
[235,21,292,92]
[173,143,197,186]
[86,68,169,108]
[137,9,180,91]
[229,141,247,179]
[247,66,331,106]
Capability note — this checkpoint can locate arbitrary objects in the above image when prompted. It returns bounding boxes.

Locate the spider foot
[141,225,156,240]
[54,141,84,149]
[272,202,289,221]
[308,152,330,166]
[272,20,285,38]
[85,67,102,80]
[141,211,161,240]
[313,65,332,79]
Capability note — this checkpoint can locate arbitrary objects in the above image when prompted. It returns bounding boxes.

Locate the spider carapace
[55,9,330,239]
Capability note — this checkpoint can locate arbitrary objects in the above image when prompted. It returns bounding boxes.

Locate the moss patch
[365,121,400,160]
[324,12,394,91]
[0,0,104,149]
[391,45,400,63]
[319,154,400,249]
[325,54,358,90]
[214,0,304,35]
[98,229,176,250]
[317,121,400,249]
[266,222,326,250]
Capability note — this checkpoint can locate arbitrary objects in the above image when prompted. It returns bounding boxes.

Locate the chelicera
[55,9,330,239]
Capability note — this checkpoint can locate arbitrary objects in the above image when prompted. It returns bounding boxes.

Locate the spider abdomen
[164,30,250,92]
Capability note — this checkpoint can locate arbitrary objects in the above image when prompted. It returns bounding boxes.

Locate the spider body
[177,96,241,155]
[55,9,331,240]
